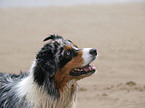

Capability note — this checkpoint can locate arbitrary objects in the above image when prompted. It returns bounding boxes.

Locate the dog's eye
[66,51,71,56]
[65,50,72,59]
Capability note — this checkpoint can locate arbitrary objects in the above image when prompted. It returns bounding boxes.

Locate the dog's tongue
[72,64,95,72]
[83,66,89,71]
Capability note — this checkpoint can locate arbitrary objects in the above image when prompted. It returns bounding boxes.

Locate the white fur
[15,61,49,107]
[82,48,94,67]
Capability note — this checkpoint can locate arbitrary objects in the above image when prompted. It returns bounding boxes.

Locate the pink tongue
[83,66,89,71]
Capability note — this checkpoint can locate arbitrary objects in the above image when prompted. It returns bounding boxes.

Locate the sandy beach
[0,2,145,108]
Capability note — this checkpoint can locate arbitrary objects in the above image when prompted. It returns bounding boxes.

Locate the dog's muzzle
[70,48,97,77]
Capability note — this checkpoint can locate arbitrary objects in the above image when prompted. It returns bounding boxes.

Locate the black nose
[89,48,97,56]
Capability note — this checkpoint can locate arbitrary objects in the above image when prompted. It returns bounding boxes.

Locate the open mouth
[70,64,96,76]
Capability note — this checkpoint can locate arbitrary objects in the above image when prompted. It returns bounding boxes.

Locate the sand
[0,3,145,108]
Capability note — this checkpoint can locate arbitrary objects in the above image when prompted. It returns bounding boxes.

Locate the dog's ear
[43,34,62,42]
[35,45,56,81]
[34,47,59,96]
[35,45,57,77]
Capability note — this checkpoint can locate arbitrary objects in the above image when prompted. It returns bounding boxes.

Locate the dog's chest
[16,77,77,108]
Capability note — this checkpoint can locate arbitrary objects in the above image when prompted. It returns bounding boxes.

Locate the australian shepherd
[0,34,97,108]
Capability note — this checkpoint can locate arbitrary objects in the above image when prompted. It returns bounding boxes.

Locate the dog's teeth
[74,69,79,71]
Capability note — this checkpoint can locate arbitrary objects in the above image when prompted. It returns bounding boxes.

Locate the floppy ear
[36,47,57,77]
[43,34,62,42]
[34,45,59,96]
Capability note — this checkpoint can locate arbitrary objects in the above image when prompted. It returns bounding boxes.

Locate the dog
[0,34,97,108]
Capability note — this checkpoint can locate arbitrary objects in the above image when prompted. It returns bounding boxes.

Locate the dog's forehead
[52,38,78,49]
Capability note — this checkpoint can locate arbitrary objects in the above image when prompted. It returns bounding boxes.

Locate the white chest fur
[15,75,77,108]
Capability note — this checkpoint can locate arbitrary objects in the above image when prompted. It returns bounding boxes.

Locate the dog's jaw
[69,48,97,79]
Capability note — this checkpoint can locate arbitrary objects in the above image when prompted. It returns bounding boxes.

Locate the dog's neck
[56,80,78,108]
[15,61,78,108]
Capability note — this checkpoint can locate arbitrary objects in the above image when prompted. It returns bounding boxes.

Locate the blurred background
[0,0,145,108]
[0,0,145,7]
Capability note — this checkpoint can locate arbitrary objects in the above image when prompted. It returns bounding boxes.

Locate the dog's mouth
[70,64,96,76]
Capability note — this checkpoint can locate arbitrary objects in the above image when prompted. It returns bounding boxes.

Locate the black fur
[35,42,59,97]
[43,34,62,42]
[60,49,73,68]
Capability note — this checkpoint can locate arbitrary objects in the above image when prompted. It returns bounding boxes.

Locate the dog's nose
[89,48,97,56]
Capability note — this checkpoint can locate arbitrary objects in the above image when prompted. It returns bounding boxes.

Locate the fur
[0,34,97,108]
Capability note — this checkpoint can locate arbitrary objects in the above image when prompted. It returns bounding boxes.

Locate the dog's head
[34,34,97,93]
